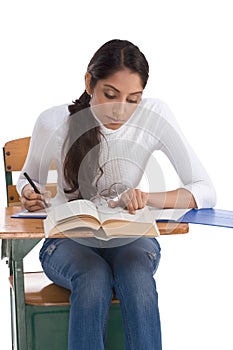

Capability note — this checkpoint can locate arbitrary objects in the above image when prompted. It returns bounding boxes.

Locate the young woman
[17,39,216,350]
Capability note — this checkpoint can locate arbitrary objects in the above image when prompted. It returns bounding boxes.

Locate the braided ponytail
[63,91,101,199]
[68,91,91,115]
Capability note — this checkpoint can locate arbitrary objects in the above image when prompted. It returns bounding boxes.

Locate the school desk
[0,206,189,350]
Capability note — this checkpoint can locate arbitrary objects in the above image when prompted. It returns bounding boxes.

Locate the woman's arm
[17,106,67,211]
[109,187,197,214]
[147,99,217,208]
[146,188,197,209]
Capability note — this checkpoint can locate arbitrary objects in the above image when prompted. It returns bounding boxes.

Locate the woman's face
[86,69,144,130]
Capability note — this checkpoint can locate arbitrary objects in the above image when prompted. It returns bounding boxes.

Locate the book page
[46,216,101,236]
[103,221,159,238]
[98,205,155,225]
[43,211,101,237]
[52,199,99,223]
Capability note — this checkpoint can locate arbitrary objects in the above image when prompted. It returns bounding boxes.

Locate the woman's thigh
[39,238,114,291]
[103,237,161,276]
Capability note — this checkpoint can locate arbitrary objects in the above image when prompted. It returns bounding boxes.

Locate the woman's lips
[105,115,124,123]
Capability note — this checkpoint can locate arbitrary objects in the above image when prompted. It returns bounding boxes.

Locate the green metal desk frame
[5,237,125,350]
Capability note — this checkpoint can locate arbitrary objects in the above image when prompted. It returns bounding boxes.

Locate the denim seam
[147,251,161,275]
[114,274,134,350]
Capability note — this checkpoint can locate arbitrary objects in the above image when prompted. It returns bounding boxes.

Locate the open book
[43,199,160,240]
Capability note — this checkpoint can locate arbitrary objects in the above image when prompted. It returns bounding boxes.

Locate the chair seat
[9,271,119,306]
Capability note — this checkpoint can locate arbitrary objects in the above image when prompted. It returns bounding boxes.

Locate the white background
[1,1,233,349]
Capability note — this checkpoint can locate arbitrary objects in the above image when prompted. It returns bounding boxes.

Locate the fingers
[108,189,148,214]
[121,189,137,214]
[20,193,45,211]
[21,185,51,211]
[123,189,146,214]
[108,199,117,208]
[42,190,52,208]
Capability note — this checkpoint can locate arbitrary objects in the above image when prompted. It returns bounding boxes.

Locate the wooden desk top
[0,206,189,239]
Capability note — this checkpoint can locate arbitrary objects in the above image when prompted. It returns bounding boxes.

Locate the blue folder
[177,208,233,229]
[11,209,47,219]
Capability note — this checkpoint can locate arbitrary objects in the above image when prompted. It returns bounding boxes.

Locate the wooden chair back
[3,137,57,206]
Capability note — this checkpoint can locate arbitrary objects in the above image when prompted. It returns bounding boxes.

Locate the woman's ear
[85,72,93,96]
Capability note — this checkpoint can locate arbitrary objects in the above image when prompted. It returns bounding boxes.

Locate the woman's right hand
[108,188,148,214]
[20,184,51,211]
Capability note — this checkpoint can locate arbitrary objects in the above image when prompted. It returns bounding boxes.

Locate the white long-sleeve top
[16,98,216,208]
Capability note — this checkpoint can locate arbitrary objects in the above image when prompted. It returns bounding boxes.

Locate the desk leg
[12,259,27,350]
[11,238,41,350]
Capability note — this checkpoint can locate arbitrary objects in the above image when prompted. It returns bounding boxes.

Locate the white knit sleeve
[145,99,217,208]
[16,105,68,195]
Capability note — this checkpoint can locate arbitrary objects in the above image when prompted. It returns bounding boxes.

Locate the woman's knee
[114,238,161,274]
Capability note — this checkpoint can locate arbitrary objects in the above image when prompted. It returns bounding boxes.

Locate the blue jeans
[39,237,162,350]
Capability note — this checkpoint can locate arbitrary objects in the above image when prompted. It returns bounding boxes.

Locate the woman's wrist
[146,189,197,209]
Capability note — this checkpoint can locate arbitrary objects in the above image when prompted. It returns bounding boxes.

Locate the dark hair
[63,39,149,199]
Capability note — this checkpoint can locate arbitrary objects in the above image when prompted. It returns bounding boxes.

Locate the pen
[23,172,49,208]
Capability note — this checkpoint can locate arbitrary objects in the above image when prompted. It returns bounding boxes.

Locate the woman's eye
[104,92,116,99]
[127,98,138,104]
[104,92,140,103]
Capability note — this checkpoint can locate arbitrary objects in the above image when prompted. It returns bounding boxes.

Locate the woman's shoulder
[140,98,174,118]
[138,98,181,132]
[30,103,70,142]
[36,103,70,128]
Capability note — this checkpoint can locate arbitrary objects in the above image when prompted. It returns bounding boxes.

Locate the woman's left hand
[108,188,148,214]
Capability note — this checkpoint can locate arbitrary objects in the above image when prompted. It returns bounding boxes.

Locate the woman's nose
[112,102,125,118]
